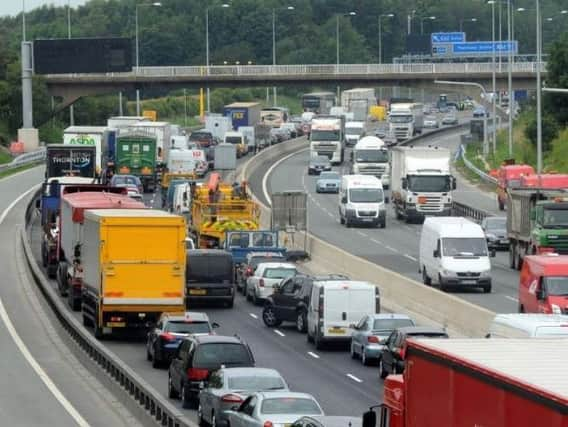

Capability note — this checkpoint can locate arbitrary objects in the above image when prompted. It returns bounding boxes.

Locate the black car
[379,326,448,379]
[308,156,332,175]
[262,274,350,332]
[186,250,235,307]
[146,311,219,368]
[168,335,255,408]
[481,216,509,250]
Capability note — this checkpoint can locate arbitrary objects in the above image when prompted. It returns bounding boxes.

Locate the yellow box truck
[81,209,186,338]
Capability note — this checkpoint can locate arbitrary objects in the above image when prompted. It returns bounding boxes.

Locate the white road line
[384,245,399,253]
[0,189,91,427]
[346,373,363,383]
[249,313,258,319]
[274,329,285,337]
[307,351,320,359]
[356,231,367,237]
[404,254,418,262]
[370,238,383,245]
[504,295,519,303]
[262,148,309,206]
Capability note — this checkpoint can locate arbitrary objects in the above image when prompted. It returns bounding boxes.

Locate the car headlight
[486,233,497,240]
[551,304,562,314]
[480,270,491,277]
[442,269,455,277]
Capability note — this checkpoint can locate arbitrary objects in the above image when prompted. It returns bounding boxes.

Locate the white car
[423,116,439,129]
[246,262,297,305]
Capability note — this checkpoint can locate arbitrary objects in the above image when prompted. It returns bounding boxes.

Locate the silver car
[315,171,340,193]
[198,368,289,427]
[226,391,324,427]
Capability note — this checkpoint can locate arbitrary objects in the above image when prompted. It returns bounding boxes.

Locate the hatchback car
[225,392,323,427]
[316,171,341,193]
[350,313,415,365]
[237,252,285,293]
[481,216,509,249]
[423,116,439,129]
[146,311,219,368]
[441,114,458,125]
[280,123,298,138]
[246,262,298,305]
[198,368,289,427]
[168,335,255,409]
[308,156,332,175]
[379,326,448,378]
[473,107,488,118]
[110,174,144,194]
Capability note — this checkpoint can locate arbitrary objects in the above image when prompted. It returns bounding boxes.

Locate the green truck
[507,188,568,270]
[115,134,158,192]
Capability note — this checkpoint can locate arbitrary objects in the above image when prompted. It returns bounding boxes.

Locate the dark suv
[262,274,349,332]
[168,335,255,409]
[379,326,448,379]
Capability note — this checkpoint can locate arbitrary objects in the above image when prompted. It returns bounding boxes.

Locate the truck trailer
[81,209,186,338]
[388,103,424,141]
[223,102,261,129]
[115,133,158,192]
[45,144,97,180]
[63,126,112,172]
[371,338,568,427]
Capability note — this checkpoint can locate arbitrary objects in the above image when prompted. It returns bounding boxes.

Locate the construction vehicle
[189,173,260,248]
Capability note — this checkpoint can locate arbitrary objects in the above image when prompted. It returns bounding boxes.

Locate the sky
[1,0,89,18]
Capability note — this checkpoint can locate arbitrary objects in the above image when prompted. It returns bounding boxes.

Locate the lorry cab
[351,136,390,189]
[496,164,535,210]
[419,217,494,293]
[487,313,568,338]
[339,175,386,228]
[223,131,246,158]
[519,254,568,314]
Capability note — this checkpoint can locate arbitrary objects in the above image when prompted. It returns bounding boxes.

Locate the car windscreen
[187,255,233,283]
[225,136,243,145]
[372,318,414,331]
[349,188,384,203]
[543,277,568,296]
[189,132,212,141]
[263,268,297,279]
[389,115,412,123]
[311,130,340,141]
[346,127,364,135]
[113,176,138,186]
[228,375,286,391]
[407,175,451,193]
[542,208,568,228]
[193,343,252,368]
[166,321,211,334]
[442,238,488,257]
[319,172,339,180]
[260,398,322,415]
[485,217,506,231]
[354,149,388,163]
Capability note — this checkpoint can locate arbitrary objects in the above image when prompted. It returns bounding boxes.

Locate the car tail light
[367,336,380,343]
[187,368,209,381]
[246,267,253,276]
[263,422,273,427]
[110,316,124,322]
[221,394,243,403]
[259,278,265,287]
[160,332,176,342]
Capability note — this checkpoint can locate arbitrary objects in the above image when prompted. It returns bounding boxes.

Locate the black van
[186,250,235,308]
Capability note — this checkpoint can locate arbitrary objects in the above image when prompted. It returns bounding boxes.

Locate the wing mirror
[401,178,407,190]
[211,322,220,329]
[341,196,348,204]
[530,209,536,221]
[490,249,496,258]
[536,288,545,300]
[433,249,440,258]
[35,199,41,209]
[349,323,357,329]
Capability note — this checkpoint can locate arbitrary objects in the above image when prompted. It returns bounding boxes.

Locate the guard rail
[0,148,46,173]
[458,143,499,186]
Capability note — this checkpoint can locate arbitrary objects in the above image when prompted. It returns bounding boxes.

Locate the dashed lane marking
[504,295,519,303]
[404,254,418,262]
[274,330,285,337]
[346,374,363,383]
[308,352,320,359]
[249,313,258,319]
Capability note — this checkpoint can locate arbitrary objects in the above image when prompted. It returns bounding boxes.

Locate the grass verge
[0,162,40,180]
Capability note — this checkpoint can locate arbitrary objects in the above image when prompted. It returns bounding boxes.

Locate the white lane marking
[274,329,285,337]
[404,254,418,262]
[371,238,383,245]
[356,231,367,237]
[384,245,399,253]
[0,192,91,427]
[307,352,320,359]
[262,148,309,206]
[346,374,363,383]
[249,313,258,319]
[504,295,519,303]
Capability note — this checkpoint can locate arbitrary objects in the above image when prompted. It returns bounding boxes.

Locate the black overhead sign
[33,37,133,74]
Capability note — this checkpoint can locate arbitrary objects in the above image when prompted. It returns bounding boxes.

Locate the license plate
[107,322,126,328]
[461,280,477,285]
[189,289,207,295]
[500,239,509,244]
[328,327,345,334]
[362,218,373,222]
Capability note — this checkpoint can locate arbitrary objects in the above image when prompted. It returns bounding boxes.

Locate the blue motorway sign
[452,41,518,55]
[431,32,466,44]
[432,46,448,55]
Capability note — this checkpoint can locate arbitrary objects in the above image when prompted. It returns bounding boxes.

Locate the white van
[345,121,365,146]
[307,280,380,349]
[487,313,568,338]
[339,175,386,228]
[173,182,192,216]
[419,217,494,293]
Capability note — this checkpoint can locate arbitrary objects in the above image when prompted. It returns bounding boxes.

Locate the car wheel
[197,404,206,426]
[422,268,432,286]
[262,305,282,327]
[152,345,161,369]
[483,285,492,294]
[181,382,195,409]
[380,220,386,229]
[168,374,179,399]
[339,214,345,225]
[345,217,351,228]
[350,342,358,359]
[211,412,218,427]
[296,310,307,333]
[361,351,369,366]
[379,359,389,379]
[146,345,152,361]
[246,285,252,302]
[225,298,234,308]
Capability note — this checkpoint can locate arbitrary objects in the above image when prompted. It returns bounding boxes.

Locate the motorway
[0,167,141,427]
[259,128,521,314]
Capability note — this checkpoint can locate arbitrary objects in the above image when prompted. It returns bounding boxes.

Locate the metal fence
[0,147,46,173]
[458,144,498,185]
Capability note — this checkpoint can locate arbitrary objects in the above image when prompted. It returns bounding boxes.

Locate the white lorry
[309,116,345,165]
[345,121,366,146]
[124,121,177,164]
[341,88,376,121]
[63,126,109,172]
[106,116,149,129]
[388,103,424,141]
[351,136,390,189]
[390,146,456,222]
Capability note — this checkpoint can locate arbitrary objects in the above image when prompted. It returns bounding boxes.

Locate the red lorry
[365,338,568,427]
[520,173,568,189]
[496,164,535,210]
[57,191,145,310]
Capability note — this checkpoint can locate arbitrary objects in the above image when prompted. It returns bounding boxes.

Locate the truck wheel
[68,292,81,312]
[94,312,104,340]
[296,310,307,333]
[82,313,93,327]
[41,244,48,268]
[379,359,389,379]
[498,197,505,211]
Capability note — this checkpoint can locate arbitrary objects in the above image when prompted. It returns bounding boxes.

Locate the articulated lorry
[63,126,115,172]
[46,144,97,180]
[370,338,568,427]
[388,103,424,141]
[341,88,376,122]
[507,188,568,270]
[351,136,390,189]
[81,209,186,339]
[309,115,345,165]
[57,191,144,311]
[391,146,455,222]
[115,133,158,192]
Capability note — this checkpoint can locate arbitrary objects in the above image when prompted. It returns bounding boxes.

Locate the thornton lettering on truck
[369,338,568,427]
[46,144,97,180]
[390,146,456,222]
[80,209,186,339]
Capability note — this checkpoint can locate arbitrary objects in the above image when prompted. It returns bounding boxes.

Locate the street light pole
[67,0,74,125]
[336,15,340,66]
[536,0,543,174]
[378,14,394,64]
[507,0,513,157]
[205,7,209,113]
[489,1,497,153]
[272,6,294,107]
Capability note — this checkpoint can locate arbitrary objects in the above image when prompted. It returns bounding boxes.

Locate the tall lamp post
[272,6,295,106]
[205,3,230,113]
[135,1,162,116]
[488,1,497,153]
[336,11,357,66]
[420,16,436,35]
[67,0,75,125]
[535,0,543,174]
[378,13,394,64]
[459,17,477,32]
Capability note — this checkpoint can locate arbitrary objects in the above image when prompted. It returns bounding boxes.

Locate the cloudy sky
[1,0,89,18]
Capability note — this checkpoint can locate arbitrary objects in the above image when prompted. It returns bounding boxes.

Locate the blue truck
[223,102,262,130]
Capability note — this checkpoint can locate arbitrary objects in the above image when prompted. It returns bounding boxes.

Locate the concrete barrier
[241,131,497,338]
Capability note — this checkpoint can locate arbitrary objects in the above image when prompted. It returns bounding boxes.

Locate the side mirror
[385,196,390,204]
[35,199,41,209]
[433,249,440,258]
[341,196,348,204]
[362,410,377,427]
[530,209,536,221]
[350,152,354,161]
[401,178,407,190]
[452,177,457,190]
[536,289,545,300]
[490,249,496,258]
[485,333,491,339]
[230,405,239,411]
[211,322,220,329]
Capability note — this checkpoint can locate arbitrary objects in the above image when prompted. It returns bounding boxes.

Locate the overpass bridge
[45,61,545,109]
